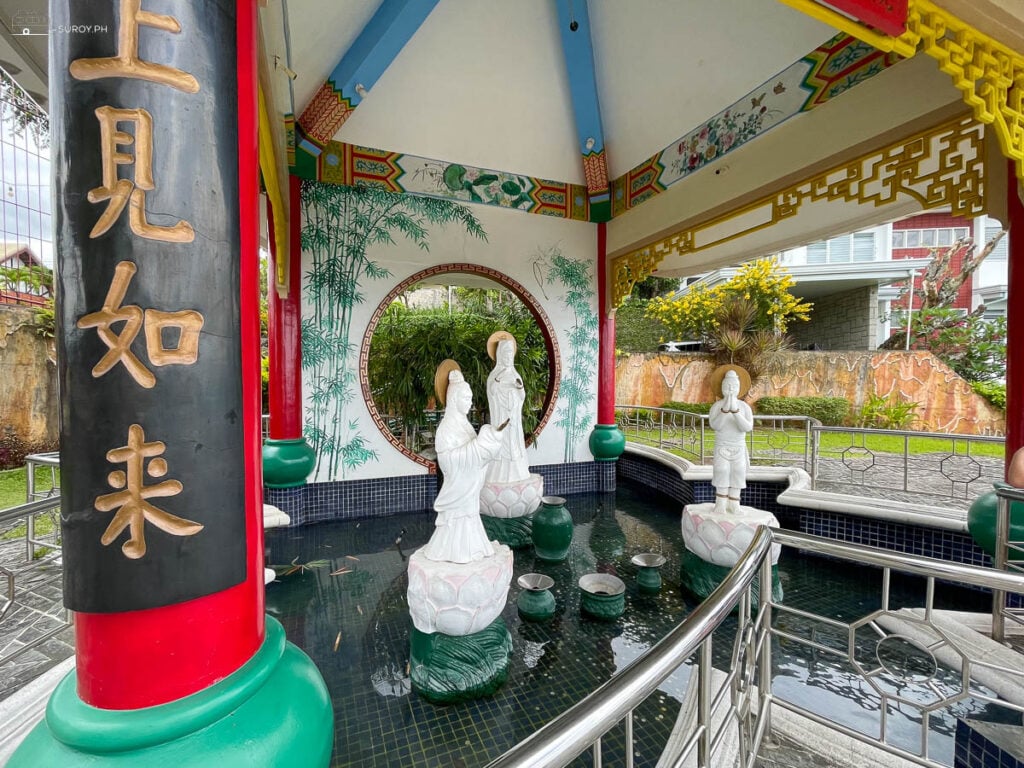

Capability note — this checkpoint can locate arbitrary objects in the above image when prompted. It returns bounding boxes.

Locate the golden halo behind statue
[434,359,462,406]
[709,364,751,399]
[486,331,517,361]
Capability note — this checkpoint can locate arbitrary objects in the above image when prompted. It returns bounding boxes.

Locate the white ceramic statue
[708,367,754,514]
[485,335,530,483]
[421,368,505,563]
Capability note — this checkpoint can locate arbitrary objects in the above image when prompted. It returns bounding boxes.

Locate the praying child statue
[708,366,754,514]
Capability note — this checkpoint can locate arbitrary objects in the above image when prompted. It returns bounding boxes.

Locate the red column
[267,177,304,440]
[597,222,616,424]
[1006,161,1024,474]
[72,0,264,709]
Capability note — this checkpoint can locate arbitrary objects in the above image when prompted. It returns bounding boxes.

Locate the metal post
[592,737,602,768]
[759,552,774,746]
[903,434,910,492]
[904,270,916,350]
[993,493,1010,643]
[810,425,819,491]
[698,638,712,767]
[25,456,35,562]
[625,711,634,768]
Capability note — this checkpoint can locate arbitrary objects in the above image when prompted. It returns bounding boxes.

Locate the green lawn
[618,422,1005,460]
[0,465,61,541]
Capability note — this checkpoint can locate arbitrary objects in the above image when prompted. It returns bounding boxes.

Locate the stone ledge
[623,443,969,532]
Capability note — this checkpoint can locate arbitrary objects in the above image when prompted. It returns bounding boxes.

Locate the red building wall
[891,212,974,311]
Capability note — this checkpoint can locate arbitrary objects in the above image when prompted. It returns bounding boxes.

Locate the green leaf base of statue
[481,513,534,549]
[409,618,512,704]
[7,617,333,767]
[681,548,783,605]
[967,482,1024,562]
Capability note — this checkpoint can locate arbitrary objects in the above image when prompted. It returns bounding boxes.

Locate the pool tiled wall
[955,720,1024,768]
[265,461,613,526]
[616,453,992,570]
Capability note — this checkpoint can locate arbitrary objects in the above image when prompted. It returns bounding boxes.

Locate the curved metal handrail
[485,526,775,768]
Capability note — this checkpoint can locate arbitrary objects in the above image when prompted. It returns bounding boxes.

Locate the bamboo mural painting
[301,181,486,477]
[539,247,598,462]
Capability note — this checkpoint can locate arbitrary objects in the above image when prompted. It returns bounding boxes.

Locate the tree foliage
[644,257,811,381]
[905,309,1005,383]
[0,68,48,148]
[878,230,1007,384]
[367,299,549,452]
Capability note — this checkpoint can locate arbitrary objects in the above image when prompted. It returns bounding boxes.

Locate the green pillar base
[262,438,316,488]
[967,482,1024,562]
[481,513,534,549]
[8,617,333,767]
[409,618,512,704]
[681,548,783,605]
[589,424,626,461]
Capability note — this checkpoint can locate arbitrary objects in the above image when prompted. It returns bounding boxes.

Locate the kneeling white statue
[422,364,507,563]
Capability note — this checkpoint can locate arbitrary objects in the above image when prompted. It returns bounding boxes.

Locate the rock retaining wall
[0,306,57,467]
[615,350,1005,435]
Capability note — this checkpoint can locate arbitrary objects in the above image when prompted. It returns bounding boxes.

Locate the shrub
[971,380,1006,410]
[754,396,850,425]
[854,393,920,429]
[660,401,712,415]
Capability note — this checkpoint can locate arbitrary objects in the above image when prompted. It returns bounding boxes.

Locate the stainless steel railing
[615,405,820,471]
[993,484,1024,642]
[615,405,1005,506]
[24,451,60,560]
[0,496,70,669]
[491,524,1024,768]
[486,527,776,768]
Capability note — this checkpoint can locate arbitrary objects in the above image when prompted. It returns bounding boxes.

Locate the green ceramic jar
[532,496,573,563]
[579,573,625,621]
[516,573,556,622]
[632,553,666,594]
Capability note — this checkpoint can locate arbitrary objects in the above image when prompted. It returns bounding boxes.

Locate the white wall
[299,185,598,481]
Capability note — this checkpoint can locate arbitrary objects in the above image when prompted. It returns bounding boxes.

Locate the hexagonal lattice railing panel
[939,454,983,484]
[841,446,876,473]
[848,610,970,713]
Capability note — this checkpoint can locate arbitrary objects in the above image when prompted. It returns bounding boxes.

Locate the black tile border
[264,461,614,527]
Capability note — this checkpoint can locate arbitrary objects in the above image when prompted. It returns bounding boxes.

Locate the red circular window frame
[359,263,561,471]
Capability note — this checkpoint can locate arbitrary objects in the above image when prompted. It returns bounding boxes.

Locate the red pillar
[1006,161,1024,474]
[267,177,304,440]
[597,222,616,424]
[71,0,264,709]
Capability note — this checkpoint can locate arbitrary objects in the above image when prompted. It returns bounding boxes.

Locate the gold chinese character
[95,423,202,559]
[78,261,205,387]
[144,309,203,366]
[78,261,153,387]
[69,0,199,93]
[87,107,195,242]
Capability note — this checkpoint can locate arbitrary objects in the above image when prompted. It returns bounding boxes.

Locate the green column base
[681,548,783,605]
[8,617,333,767]
[967,482,1024,562]
[409,618,512,704]
[481,513,534,549]
[262,438,316,488]
[589,424,626,461]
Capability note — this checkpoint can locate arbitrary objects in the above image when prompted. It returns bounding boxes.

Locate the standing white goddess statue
[707,366,754,514]
[484,332,530,484]
[421,362,506,563]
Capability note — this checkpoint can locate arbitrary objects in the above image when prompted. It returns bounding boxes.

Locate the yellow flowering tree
[644,257,812,381]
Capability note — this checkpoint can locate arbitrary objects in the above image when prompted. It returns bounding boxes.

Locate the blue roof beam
[555,0,610,222]
[296,0,440,159]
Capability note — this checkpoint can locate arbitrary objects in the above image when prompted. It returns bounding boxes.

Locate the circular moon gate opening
[360,263,561,470]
